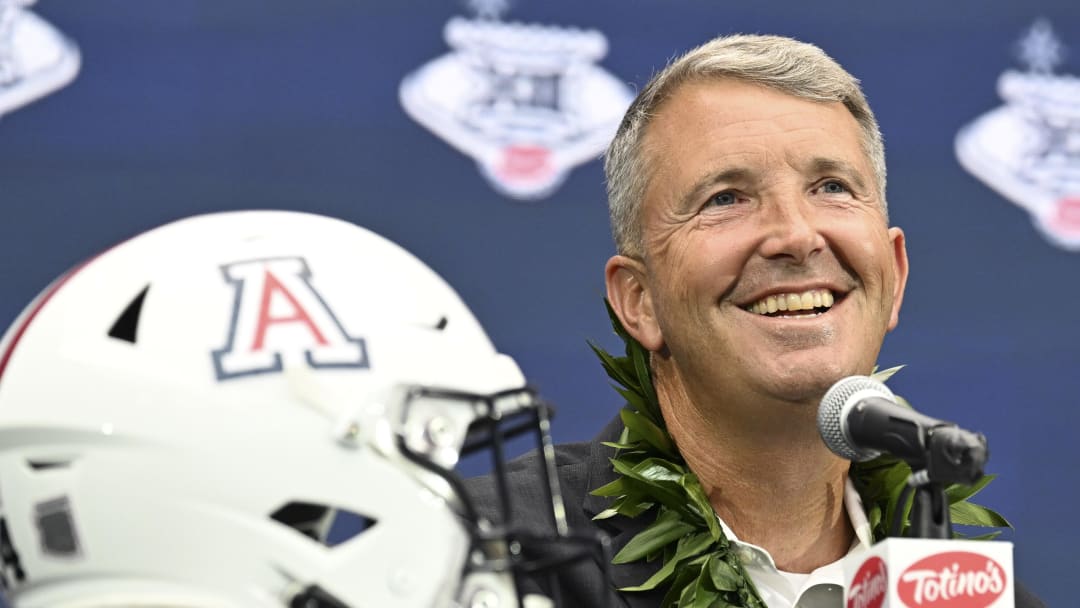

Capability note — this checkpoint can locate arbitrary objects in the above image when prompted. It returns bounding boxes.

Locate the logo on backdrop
[0,0,80,117]
[848,556,887,608]
[956,19,1080,251]
[897,551,1006,608]
[399,0,633,200]
[211,257,369,380]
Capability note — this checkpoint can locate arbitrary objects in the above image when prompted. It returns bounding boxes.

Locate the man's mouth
[743,288,836,318]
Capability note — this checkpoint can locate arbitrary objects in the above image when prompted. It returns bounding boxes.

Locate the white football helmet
[0,211,594,607]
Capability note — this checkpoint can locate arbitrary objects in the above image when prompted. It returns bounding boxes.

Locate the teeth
[745,288,835,316]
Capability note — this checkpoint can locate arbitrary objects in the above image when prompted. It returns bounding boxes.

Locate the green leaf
[945,474,996,503]
[708,556,741,591]
[590,343,639,392]
[615,385,651,415]
[675,532,718,561]
[621,497,659,518]
[662,563,700,608]
[593,489,654,520]
[614,510,695,564]
[950,501,1011,528]
[630,344,660,420]
[678,473,722,539]
[609,450,648,470]
[615,354,639,386]
[593,508,620,520]
[626,555,682,594]
[878,461,913,536]
[630,457,687,481]
[871,365,905,383]
[621,408,678,458]
[603,298,632,341]
[622,531,715,592]
[690,563,721,608]
[730,553,766,604]
[867,503,882,535]
[609,459,673,487]
[959,530,1003,541]
[691,589,720,608]
[590,477,628,497]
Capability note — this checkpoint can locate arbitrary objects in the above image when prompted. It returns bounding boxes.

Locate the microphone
[820,377,1015,606]
[817,375,987,485]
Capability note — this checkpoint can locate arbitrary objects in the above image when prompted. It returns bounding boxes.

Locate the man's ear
[886,226,909,331]
[605,255,664,351]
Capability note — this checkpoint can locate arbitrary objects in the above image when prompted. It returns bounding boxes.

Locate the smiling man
[603,45,909,581]
[467,34,1044,607]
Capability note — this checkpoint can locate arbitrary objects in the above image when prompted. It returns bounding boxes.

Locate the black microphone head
[817,375,896,462]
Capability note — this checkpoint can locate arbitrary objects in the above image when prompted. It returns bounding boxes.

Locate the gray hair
[604,34,887,258]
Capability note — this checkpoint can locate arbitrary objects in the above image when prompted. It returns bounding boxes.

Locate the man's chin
[756,362,859,405]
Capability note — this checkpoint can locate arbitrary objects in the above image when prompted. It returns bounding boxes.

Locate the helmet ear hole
[107,285,150,344]
[269,502,376,548]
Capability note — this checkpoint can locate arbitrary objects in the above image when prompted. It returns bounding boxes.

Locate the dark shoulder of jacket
[1015,580,1046,608]
[463,438,594,530]
[461,439,628,607]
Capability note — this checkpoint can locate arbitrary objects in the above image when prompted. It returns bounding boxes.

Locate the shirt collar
[716,476,871,573]
[715,476,870,607]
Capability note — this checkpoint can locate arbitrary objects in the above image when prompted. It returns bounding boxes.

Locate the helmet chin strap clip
[288,584,349,608]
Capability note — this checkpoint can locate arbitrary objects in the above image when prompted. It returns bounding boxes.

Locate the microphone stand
[909,479,951,539]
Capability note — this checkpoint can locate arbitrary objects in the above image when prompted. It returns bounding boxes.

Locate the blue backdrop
[1,1,1077,605]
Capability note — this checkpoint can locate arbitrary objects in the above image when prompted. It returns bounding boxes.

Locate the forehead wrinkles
[635,82,873,253]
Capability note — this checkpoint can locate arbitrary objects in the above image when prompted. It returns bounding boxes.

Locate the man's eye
[821,181,848,194]
[707,191,737,207]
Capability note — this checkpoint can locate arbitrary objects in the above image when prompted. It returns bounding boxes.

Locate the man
[467,34,1044,607]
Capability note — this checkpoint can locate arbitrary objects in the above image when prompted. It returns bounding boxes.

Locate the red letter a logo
[212,257,368,380]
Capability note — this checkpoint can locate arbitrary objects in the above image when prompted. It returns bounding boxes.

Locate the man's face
[631,78,908,407]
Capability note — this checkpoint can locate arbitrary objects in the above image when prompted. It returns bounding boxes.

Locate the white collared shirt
[717,478,873,608]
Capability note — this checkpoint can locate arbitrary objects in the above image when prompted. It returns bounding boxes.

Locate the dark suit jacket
[464,416,1045,607]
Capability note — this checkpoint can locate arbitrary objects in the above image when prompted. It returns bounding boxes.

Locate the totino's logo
[897,552,1006,608]
[848,556,887,608]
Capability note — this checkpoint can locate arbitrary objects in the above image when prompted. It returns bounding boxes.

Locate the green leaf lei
[588,301,1010,608]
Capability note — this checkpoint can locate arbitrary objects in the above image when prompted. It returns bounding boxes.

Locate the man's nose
[756,198,827,264]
